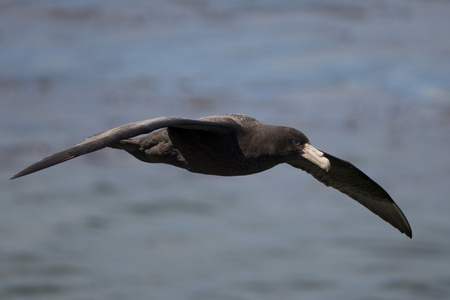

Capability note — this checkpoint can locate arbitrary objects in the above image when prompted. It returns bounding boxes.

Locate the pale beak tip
[322,158,331,172]
[301,143,331,172]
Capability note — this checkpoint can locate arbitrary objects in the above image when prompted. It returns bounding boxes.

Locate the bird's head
[261,126,330,172]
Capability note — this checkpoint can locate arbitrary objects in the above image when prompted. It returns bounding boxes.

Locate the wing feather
[11,117,233,179]
[289,152,412,238]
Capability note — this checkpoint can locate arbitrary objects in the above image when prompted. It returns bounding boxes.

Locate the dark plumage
[11,114,412,238]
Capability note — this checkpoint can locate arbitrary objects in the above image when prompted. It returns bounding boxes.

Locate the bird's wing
[11,117,234,179]
[288,152,412,238]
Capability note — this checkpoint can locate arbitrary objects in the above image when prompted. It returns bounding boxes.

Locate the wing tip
[399,225,412,239]
[400,222,413,239]
[10,153,75,180]
[10,174,21,180]
[10,166,42,180]
[391,203,413,239]
[10,166,41,179]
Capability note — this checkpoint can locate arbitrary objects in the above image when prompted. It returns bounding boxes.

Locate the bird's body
[111,114,308,176]
[11,114,412,238]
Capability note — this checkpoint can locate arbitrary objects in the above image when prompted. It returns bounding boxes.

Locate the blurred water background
[1,1,450,299]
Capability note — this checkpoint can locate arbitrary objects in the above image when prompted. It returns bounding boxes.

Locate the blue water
[1,1,450,299]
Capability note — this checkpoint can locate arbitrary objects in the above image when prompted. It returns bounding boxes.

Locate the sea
[1,1,450,299]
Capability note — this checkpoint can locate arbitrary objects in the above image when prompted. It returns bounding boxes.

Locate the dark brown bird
[11,114,412,238]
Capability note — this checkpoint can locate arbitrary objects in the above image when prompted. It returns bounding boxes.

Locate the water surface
[1,1,450,299]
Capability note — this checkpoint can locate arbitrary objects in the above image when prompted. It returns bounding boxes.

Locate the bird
[11,113,412,238]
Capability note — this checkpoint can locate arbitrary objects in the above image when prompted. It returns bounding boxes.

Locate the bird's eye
[290,138,299,145]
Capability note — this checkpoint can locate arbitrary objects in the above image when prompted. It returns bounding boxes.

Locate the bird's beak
[300,143,331,172]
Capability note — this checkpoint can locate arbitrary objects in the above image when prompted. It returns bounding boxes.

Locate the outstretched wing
[288,152,412,238]
[11,116,234,179]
